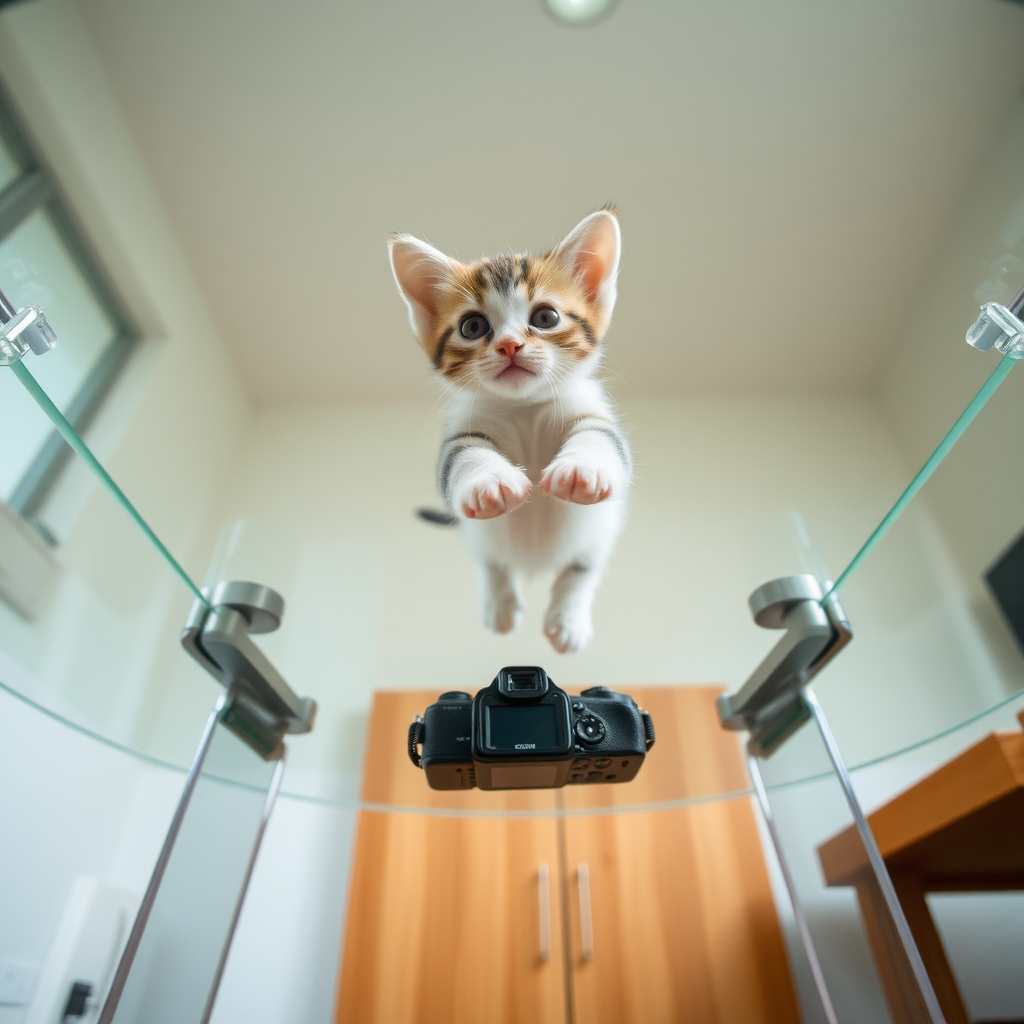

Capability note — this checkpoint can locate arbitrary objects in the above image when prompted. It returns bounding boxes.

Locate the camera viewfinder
[498,666,549,697]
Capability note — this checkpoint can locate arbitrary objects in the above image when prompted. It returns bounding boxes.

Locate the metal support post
[719,574,946,1023]
[746,746,839,1024]
[803,688,946,1024]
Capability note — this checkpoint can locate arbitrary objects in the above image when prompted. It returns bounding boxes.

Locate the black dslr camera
[407,666,655,791]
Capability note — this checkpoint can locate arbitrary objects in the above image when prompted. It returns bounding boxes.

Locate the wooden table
[817,711,1024,1024]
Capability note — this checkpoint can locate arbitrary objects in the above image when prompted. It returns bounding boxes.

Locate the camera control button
[575,715,606,745]
[587,771,603,778]
[571,758,591,769]
[593,758,612,768]
[572,701,585,714]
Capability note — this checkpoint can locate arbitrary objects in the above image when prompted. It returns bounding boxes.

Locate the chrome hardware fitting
[182,580,317,758]
[966,301,1024,359]
[717,574,852,756]
[0,303,57,365]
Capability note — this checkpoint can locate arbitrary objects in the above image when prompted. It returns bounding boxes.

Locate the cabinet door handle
[538,863,551,963]
[577,862,594,962]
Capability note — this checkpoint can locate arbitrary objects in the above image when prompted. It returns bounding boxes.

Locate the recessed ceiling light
[545,0,618,26]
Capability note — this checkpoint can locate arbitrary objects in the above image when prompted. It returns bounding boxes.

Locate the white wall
[0,687,175,1024]
[1,3,1022,1022]
[0,685,356,1024]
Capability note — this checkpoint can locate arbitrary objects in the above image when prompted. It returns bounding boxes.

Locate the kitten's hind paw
[543,606,594,654]
[456,466,532,520]
[484,595,523,635]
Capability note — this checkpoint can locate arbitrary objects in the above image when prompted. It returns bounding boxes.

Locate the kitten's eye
[530,306,560,330]
[459,314,490,340]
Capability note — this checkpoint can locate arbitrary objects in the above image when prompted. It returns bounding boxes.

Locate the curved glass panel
[2,351,213,775]
[3,336,1021,811]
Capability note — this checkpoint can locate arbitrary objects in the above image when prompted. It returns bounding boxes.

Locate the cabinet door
[336,812,566,1024]
[564,802,800,1024]
[562,683,801,1023]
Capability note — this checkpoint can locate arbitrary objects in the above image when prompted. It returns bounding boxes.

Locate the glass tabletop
[2,315,1020,814]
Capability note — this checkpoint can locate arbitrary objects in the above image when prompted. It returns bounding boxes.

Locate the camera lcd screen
[487,704,560,751]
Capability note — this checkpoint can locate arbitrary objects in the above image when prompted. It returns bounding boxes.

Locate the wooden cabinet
[564,803,799,1023]
[334,688,799,1024]
[336,812,566,1024]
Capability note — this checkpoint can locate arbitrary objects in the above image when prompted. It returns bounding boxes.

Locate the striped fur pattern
[389,210,630,653]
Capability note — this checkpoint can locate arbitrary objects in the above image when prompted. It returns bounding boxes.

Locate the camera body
[408,666,655,791]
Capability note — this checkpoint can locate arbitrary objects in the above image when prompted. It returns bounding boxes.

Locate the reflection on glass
[0,135,20,193]
[0,207,117,499]
[105,706,282,1024]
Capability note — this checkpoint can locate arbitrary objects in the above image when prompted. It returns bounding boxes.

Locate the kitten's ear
[389,234,457,338]
[552,209,621,308]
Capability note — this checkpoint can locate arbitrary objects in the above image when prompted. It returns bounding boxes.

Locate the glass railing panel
[5,270,1019,819]
[184,474,840,811]
[811,350,1022,782]
[102,695,283,1024]
[766,690,1024,1024]
[1,356,215,771]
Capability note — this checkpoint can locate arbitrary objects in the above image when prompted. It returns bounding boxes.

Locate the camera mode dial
[575,714,606,745]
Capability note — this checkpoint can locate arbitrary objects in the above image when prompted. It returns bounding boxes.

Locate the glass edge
[9,329,139,521]
[825,353,1017,601]
[6,674,1021,818]
[6,361,207,605]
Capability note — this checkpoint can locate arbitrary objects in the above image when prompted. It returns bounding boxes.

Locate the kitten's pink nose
[495,337,523,358]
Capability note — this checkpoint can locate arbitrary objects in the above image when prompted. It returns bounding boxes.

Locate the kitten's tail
[415,508,458,527]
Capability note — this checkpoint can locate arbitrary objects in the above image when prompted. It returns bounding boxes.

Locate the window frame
[0,78,138,525]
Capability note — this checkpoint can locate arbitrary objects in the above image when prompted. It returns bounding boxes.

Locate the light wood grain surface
[335,811,566,1024]
[817,726,1024,1024]
[564,800,800,1024]
[818,730,1024,886]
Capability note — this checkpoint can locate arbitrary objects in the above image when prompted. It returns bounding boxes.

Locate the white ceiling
[75,0,1024,404]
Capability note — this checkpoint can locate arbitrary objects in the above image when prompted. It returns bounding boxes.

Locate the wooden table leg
[851,869,944,1024]
[889,872,970,1024]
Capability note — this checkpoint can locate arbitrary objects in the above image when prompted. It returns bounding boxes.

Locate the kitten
[389,210,631,653]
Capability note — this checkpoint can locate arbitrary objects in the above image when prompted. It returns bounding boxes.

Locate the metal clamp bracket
[966,301,1024,359]
[182,580,317,758]
[0,302,58,366]
[717,574,851,756]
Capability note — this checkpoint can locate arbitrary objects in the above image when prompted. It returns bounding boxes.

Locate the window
[0,80,136,524]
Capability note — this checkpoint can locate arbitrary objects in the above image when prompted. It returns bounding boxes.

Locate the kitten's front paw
[543,604,594,654]
[456,466,532,520]
[540,459,612,505]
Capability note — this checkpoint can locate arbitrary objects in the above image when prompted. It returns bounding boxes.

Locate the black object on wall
[985,529,1024,655]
